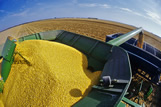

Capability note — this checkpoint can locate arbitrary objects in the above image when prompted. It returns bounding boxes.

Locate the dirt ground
[0,18,161,107]
[0,18,161,50]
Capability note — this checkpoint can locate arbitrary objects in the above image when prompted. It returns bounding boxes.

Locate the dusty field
[0,18,161,106]
[0,18,161,50]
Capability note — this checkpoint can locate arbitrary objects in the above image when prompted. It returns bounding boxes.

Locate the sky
[0,0,161,37]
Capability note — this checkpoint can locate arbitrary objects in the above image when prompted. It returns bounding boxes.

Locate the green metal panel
[23,34,39,40]
[18,30,63,42]
[73,90,116,107]
[0,30,133,106]
[1,58,14,82]
[18,38,24,42]
[16,30,132,107]
[55,31,113,71]
[18,33,41,42]
[144,85,153,100]
[107,27,143,46]
[122,97,141,107]
[74,46,131,107]
[2,38,16,62]
[1,37,16,82]
[39,30,63,40]
[117,102,126,107]
[0,44,4,56]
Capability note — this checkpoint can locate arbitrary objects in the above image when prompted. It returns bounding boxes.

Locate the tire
[102,76,111,86]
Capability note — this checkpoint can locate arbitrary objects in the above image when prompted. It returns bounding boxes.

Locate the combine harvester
[0,27,158,106]
[106,31,161,86]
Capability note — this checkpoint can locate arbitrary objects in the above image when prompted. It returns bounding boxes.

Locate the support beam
[107,27,143,46]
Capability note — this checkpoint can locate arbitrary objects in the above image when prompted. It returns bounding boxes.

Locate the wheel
[102,76,111,86]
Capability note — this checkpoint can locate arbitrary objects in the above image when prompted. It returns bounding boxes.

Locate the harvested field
[0,18,161,50]
[0,18,161,107]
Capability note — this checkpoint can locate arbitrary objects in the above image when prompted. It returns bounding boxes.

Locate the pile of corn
[0,58,4,107]
[1,40,101,106]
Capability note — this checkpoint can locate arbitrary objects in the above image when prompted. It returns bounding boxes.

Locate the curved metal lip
[0,29,133,106]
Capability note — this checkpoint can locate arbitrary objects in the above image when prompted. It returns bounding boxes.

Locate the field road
[0,18,161,50]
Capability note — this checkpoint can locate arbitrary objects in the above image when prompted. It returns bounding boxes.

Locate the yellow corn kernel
[2,40,101,107]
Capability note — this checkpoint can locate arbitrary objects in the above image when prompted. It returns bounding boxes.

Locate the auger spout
[107,27,143,46]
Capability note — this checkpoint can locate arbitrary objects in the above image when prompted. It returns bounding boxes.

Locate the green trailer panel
[0,29,142,106]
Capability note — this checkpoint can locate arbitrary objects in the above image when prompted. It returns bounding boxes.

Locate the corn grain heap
[0,58,3,107]
[1,40,101,107]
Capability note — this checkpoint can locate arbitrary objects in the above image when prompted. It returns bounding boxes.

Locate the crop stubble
[0,18,160,50]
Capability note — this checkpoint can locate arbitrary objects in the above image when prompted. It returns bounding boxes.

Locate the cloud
[0,10,5,13]
[145,10,161,26]
[119,6,161,36]
[1,0,161,36]
[11,9,30,17]
[132,0,161,26]
[72,0,77,4]
[36,3,44,6]
[145,10,160,19]
[79,3,110,8]
[120,8,132,12]
[120,8,143,17]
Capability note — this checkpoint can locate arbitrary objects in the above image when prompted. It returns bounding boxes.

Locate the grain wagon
[0,28,148,106]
